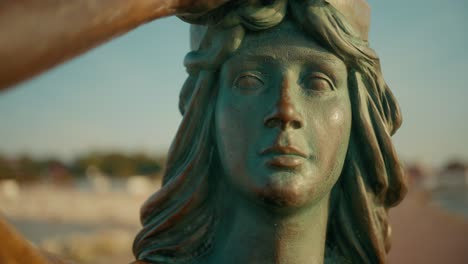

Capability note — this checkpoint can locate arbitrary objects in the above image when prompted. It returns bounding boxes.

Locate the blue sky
[0,0,467,166]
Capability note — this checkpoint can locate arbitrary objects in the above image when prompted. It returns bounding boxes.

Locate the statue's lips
[266,155,305,168]
[259,146,308,169]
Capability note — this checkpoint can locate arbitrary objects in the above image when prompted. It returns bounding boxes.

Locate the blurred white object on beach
[126,176,157,196]
[0,179,20,201]
[86,166,111,193]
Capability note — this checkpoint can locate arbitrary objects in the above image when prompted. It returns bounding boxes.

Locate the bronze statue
[133,0,407,263]
[0,0,407,263]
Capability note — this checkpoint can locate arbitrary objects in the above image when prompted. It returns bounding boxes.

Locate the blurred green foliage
[0,152,166,182]
[72,152,165,178]
[0,155,42,182]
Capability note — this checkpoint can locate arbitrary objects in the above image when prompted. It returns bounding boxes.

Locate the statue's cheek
[312,101,352,168]
[329,108,345,126]
[325,93,352,132]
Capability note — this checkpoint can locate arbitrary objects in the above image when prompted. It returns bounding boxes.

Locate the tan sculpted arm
[0,217,50,264]
[0,0,229,90]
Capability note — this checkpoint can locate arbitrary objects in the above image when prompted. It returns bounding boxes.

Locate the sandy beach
[1,185,145,264]
[388,191,468,264]
[1,185,467,264]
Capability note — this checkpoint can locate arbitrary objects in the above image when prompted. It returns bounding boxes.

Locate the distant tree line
[0,152,166,183]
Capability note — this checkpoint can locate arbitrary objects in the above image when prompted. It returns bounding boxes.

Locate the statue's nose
[264,78,303,130]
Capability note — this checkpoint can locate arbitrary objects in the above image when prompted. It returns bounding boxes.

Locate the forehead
[226,20,344,67]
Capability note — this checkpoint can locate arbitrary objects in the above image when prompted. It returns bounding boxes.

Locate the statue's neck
[207,189,330,264]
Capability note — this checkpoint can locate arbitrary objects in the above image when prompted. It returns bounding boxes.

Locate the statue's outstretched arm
[0,0,230,91]
[0,216,70,264]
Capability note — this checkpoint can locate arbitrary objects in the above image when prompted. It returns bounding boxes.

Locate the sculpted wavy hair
[133,0,407,263]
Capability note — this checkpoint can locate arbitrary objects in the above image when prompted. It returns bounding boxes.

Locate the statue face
[215,22,351,209]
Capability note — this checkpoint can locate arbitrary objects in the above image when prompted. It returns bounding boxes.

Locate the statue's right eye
[233,73,264,93]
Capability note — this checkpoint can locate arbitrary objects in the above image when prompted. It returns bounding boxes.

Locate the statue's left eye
[303,74,334,92]
[234,73,264,92]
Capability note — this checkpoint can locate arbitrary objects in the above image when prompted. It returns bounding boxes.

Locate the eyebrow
[224,51,345,76]
[226,46,343,64]
[224,53,278,66]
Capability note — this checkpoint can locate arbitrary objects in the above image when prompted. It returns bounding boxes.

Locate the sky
[0,0,467,166]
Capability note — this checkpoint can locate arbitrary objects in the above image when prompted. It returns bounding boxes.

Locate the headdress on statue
[181,0,371,52]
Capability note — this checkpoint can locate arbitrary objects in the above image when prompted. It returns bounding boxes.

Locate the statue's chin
[249,170,324,212]
[221,159,335,213]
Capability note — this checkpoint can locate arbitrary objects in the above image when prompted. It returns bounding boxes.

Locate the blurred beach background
[1,0,467,263]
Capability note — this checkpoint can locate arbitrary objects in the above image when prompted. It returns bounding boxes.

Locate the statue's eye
[303,73,334,92]
[234,73,264,92]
